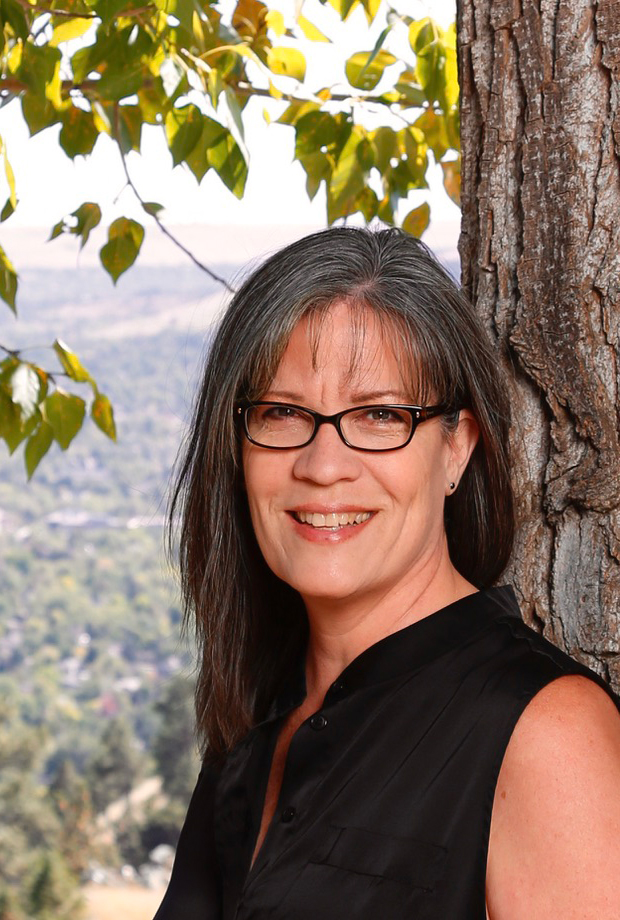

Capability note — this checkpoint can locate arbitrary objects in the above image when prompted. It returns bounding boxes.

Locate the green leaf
[44,390,86,450]
[100,218,145,283]
[414,109,450,161]
[59,107,99,159]
[402,201,430,237]
[91,392,116,440]
[143,201,164,216]
[10,363,40,421]
[53,340,94,384]
[345,49,396,91]
[295,111,339,157]
[21,93,61,137]
[267,47,306,81]
[117,105,143,154]
[73,202,102,248]
[297,151,331,200]
[208,131,248,198]
[1,197,16,222]
[94,0,131,29]
[166,104,206,167]
[0,386,26,453]
[25,420,54,478]
[184,117,228,182]
[328,126,367,224]
[0,244,17,313]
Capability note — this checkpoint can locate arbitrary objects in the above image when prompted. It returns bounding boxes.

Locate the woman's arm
[486,675,620,920]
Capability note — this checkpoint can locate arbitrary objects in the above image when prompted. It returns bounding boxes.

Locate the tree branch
[113,107,236,294]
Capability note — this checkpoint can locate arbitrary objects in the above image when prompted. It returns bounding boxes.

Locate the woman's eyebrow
[263,389,410,404]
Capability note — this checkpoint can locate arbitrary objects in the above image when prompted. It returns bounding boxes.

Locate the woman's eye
[364,408,402,424]
[262,406,299,422]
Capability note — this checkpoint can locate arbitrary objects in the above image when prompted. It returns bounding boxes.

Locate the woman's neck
[301,557,477,709]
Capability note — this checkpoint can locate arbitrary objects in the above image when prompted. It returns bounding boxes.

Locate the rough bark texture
[457,0,620,688]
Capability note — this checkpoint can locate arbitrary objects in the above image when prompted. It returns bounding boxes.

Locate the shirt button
[281,806,296,823]
[309,713,328,731]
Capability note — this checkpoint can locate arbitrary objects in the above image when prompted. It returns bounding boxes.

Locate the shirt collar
[267,585,520,721]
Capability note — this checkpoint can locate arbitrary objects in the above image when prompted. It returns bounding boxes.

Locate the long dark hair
[167,227,514,760]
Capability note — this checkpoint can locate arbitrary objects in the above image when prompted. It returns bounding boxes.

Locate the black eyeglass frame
[235,401,455,452]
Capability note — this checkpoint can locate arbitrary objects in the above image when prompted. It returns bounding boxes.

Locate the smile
[291,510,373,529]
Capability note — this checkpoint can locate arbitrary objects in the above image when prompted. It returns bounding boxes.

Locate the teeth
[294,511,372,528]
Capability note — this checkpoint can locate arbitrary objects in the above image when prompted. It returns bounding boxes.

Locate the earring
[449,482,456,491]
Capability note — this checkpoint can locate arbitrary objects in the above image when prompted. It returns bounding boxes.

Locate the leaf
[21,93,61,137]
[143,201,164,216]
[25,420,54,478]
[44,390,86,450]
[59,107,99,159]
[73,202,102,248]
[0,244,17,313]
[345,49,396,91]
[165,104,206,167]
[1,198,16,222]
[207,131,248,198]
[265,10,285,35]
[91,392,116,440]
[184,117,228,182]
[0,135,16,208]
[328,126,367,224]
[441,156,461,205]
[267,47,306,81]
[402,201,430,237]
[295,111,339,157]
[53,339,94,384]
[10,363,40,421]
[0,387,25,453]
[297,14,329,42]
[50,18,94,47]
[414,109,450,161]
[117,104,143,154]
[99,217,144,283]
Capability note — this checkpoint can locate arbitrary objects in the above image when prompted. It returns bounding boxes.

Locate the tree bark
[456,0,620,689]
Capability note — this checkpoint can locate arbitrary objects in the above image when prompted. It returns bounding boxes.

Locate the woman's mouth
[291,510,372,530]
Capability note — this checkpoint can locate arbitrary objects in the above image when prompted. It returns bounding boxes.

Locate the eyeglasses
[236,401,453,452]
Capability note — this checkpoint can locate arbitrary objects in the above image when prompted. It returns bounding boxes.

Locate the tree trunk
[456,0,620,689]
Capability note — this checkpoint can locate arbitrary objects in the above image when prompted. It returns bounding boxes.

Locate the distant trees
[87,716,141,814]
[153,674,198,803]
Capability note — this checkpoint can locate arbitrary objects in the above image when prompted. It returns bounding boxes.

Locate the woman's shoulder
[486,674,620,919]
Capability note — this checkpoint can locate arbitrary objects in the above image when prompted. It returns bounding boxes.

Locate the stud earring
[449,482,456,490]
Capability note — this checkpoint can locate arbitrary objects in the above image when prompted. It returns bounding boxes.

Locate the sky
[0,0,458,255]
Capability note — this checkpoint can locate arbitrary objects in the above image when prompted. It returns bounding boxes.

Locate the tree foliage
[0,0,459,474]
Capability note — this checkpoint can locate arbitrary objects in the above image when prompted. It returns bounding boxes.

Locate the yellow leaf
[297,14,330,42]
[268,80,283,99]
[263,108,272,124]
[267,46,306,81]
[0,136,16,208]
[50,18,94,47]
[402,202,430,237]
[265,10,285,35]
[441,156,461,205]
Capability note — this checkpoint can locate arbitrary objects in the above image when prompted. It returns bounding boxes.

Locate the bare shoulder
[486,675,620,920]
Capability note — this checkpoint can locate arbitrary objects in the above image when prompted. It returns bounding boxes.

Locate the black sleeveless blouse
[154,586,617,920]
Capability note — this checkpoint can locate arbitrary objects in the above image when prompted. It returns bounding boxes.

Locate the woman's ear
[446,410,479,493]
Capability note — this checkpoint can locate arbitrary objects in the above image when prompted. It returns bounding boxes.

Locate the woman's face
[242,302,476,609]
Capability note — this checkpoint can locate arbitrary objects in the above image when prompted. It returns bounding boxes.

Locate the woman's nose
[292,420,362,484]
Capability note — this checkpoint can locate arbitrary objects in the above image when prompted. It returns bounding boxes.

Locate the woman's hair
[167,226,514,760]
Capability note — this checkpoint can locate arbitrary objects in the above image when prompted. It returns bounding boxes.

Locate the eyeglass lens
[245,404,414,449]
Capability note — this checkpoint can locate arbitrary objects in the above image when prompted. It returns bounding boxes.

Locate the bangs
[241,294,464,410]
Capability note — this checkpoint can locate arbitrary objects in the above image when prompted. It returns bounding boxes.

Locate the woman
[155,227,620,920]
